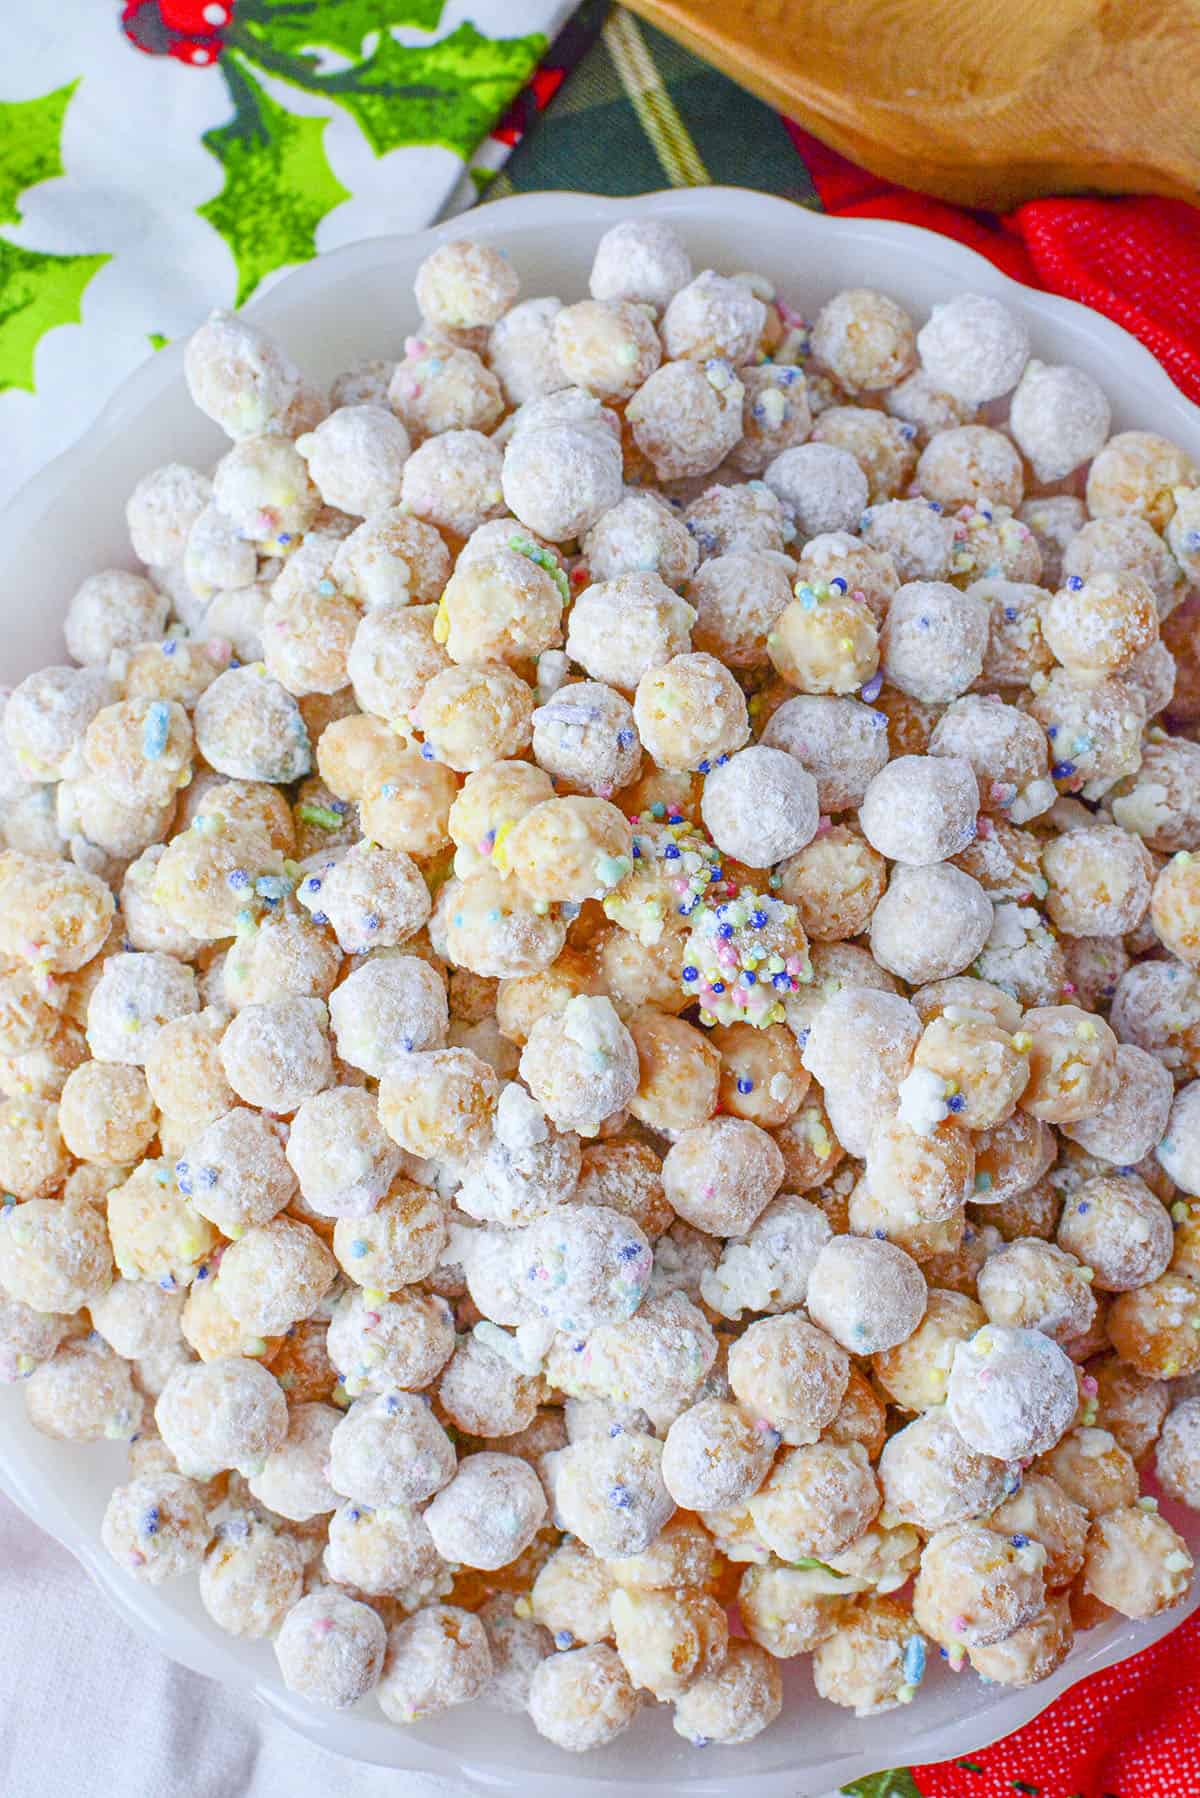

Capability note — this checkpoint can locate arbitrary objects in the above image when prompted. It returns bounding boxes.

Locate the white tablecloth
[0,1491,472,1798]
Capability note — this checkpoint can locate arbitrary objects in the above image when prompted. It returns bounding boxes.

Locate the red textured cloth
[783,123,1200,405]
[912,1608,1200,1797]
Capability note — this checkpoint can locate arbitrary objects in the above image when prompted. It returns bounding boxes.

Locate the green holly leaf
[841,1772,924,1798]
[0,236,107,394]
[0,81,77,227]
[198,56,350,306]
[315,21,546,161]
[236,0,445,60]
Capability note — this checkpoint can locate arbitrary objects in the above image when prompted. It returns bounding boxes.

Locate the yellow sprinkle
[1011,1032,1032,1052]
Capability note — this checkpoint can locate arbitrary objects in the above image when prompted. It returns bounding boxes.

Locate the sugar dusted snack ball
[0,1097,70,1199]
[1009,359,1111,482]
[626,359,744,483]
[326,1285,454,1398]
[582,490,698,589]
[917,294,1030,405]
[566,571,695,694]
[413,663,533,773]
[5,665,115,784]
[436,870,566,981]
[881,579,989,704]
[401,429,505,539]
[760,694,889,815]
[699,745,818,868]
[1041,570,1158,678]
[155,1355,286,1478]
[1081,1503,1193,1618]
[552,299,661,400]
[946,1323,1076,1461]
[0,1196,111,1312]
[870,862,993,985]
[858,754,978,866]
[329,1390,455,1507]
[806,1235,927,1355]
[326,953,446,1079]
[687,552,792,670]
[199,1510,306,1639]
[1041,825,1153,939]
[58,1061,155,1167]
[767,582,878,696]
[799,985,921,1158]
[297,843,430,954]
[332,1176,447,1294]
[184,310,300,439]
[378,1046,497,1164]
[610,1586,727,1704]
[762,442,867,540]
[246,1399,338,1521]
[65,570,169,666]
[662,1117,783,1237]
[1087,430,1197,532]
[1020,1004,1118,1124]
[1056,1174,1173,1292]
[274,1589,386,1709]
[590,217,691,314]
[662,269,766,364]
[809,287,916,394]
[747,1438,879,1563]
[913,1521,1045,1650]
[101,1470,211,1582]
[502,415,623,544]
[519,995,638,1135]
[977,1237,1097,1347]
[437,546,563,668]
[632,652,749,774]
[377,1604,492,1725]
[423,1451,546,1572]
[552,1428,674,1558]
[415,238,518,330]
[626,1009,721,1137]
[219,997,332,1114]
[528,1642,639,1753]
[531,681,640,798]
[727,1313,849,1447]
[1157,1398,1200,1507]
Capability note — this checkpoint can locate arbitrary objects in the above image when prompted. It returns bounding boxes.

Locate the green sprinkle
[508,533,569,605]
[297,803,345,831]
[791,1556,847,1578]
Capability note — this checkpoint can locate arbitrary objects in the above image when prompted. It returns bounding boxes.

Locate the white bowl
[1,187,1198,1797]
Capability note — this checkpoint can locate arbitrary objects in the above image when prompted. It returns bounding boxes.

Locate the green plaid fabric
[482,3,818,206]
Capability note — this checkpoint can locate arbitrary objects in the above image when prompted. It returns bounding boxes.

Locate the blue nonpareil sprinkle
[717,922,734,939]
[142,701,171,760]
[903,1636,926,1686]
[663,844,680,861]
[162,639,178,656]
[306,876,322,893]
[350,1239,369,1258]
[682,966,698,982]
[947,1093,966,1113]
[736,1077,754,1094]
[609,1483,633,1509]
[227,869,249,890]
[1077,1200,1091,1214]
[255,874,290,901]
[860,672,883,703]
[618,1241,643,1261]
[420,743,435,760]
[143,1507,160,1536]
[750,910,768,928]
[711,981,725,995]
[317,578,336,597]
[1011,1533,1029,1549]
[697,760,711,774]
[1052,761,1076,780]
[311,911,328,926]
[1066,574,1084,591]
[555,1630,575,1649]
[1003,606,1019,622]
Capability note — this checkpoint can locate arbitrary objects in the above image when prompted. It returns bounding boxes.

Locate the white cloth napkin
[0,1490,473,1798]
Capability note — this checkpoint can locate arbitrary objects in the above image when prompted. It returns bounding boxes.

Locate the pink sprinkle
[717,943,739,967]
[776,299,806,330]
[815,814,832,837]
[850,588,867,605]
[785,956,804,977]
[1081,1375,1098,1397]
[673,877,690,895]
[952,1615,967,1633]
[1062,981,1076,995]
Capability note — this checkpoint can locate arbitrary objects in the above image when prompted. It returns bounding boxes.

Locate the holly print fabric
[0,0,568,506]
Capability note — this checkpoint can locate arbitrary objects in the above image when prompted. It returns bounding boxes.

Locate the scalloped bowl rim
[1,185,1197,1797]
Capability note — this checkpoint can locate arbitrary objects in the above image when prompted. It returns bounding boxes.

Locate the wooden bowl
[623,0,1200,208]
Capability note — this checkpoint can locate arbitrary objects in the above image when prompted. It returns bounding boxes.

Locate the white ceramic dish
[1,187,1198,1797]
